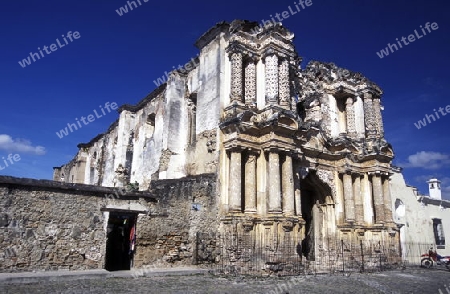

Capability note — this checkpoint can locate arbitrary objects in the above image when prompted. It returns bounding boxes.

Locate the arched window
[394,199,405,221]
[336,97,347,133]
[433,218,445,248]
[147,113,156,126]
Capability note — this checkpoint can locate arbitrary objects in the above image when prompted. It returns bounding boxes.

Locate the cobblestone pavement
[1,268,449,294]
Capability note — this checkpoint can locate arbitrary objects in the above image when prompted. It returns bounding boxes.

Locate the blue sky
[0,0,449,199]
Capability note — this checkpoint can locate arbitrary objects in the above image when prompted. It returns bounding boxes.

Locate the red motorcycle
[421,248,450,270]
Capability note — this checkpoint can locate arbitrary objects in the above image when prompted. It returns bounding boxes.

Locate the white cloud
[401,151,450,170]
[0,134,46,155]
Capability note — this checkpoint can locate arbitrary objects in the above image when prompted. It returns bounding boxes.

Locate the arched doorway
[300,172,335,261]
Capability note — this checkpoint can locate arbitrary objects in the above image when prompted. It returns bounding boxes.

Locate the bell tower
[428,178,442,200]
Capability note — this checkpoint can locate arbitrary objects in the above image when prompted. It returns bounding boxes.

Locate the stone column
[363,92,376,138]
[372,173,385,223]
[230,52,243,103]
[353,174,364,225]
[264,54,279,105]
[356,95,366,139]
[282,154,295,215]
[278,58,290,109]
[372,97,384,137]
[343,172,355,223]
[336,173,345,224]
[345,97,356,136]
[361,173,374,225]
[244,58,257,106]
[228,151,242,212]
[268,151,282,213]
[294,168,302,217]
[244,153,257,213]
[382,175,393,223]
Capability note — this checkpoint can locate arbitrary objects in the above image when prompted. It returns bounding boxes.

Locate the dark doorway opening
[301,187,317,261]
[300,172,333,261]
[105,212,137,271]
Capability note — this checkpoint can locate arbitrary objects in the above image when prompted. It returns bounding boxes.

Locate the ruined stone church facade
[54,20,398,262]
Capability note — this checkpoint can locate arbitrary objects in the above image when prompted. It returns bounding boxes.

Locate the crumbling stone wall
[0,177,155,273]
[0,187,106,272]
[0,174,218,272]
[133,174,219,268]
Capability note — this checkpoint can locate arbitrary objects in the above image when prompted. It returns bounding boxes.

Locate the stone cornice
[260,137,296,153]
[118,83,166,113]
[257,23,295,43]
[223,137,260,152]
[0,176,156,201]
[418,196,450,208]
[195,21,230,50]
[357,86,383,98]
[303,61,383,97]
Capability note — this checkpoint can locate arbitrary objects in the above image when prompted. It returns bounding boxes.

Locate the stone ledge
[150,173,217,190]
[0,176,156,201]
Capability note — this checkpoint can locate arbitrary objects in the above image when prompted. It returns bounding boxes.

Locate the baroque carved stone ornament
[281,220,294,232]
[242,220,255,232]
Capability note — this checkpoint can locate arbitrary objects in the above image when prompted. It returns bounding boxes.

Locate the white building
[391,172,449,263]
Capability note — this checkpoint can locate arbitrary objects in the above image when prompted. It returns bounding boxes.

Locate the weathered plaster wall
[391,172,450,258]
[55,42,223,189]
[161,73,188,179]
[196,35,223,134]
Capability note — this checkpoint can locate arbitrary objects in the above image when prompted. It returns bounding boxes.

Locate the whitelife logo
[414,104,450,130]
[56,102,118,139]
[153,56,199,87]
[18,31,81,68]
[115,0,149,16]
[249,0,313,35]
[0,153,21,171]
[376,22,439,59]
